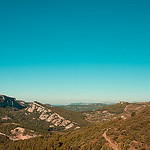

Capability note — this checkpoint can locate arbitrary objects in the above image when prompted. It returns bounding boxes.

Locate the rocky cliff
[0,95,25,109]
[25,102,79,130]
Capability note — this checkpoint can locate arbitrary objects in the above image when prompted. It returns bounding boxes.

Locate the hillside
[0,95,149,149]
[0,95,25,110]
[60,103,106,112]
[0,95,88,136]
[106,106,150,149]
[23,101,84,131]
[0,106,149,150]
[50,105,88,127]
[83,102,150,122]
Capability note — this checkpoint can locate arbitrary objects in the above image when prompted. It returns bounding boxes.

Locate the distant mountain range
[69,102,115,105]
[60,103,107,111]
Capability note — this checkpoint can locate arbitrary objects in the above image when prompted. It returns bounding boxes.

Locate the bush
[131,112,136,117]
[120,142,124,149]
[124,144,130,150]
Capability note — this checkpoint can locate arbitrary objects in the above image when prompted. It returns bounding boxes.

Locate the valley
[0,95,150,150]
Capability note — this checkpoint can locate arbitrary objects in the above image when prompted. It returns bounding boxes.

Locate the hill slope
[60,103,106,111]
[0,95,149,149]
[0,95,25,109]
[0,106,149,150]
[24,101,84,131]
[0,96,88,135]
[106,106,150,149]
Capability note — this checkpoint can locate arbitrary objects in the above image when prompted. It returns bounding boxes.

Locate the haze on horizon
[0,0,150,105]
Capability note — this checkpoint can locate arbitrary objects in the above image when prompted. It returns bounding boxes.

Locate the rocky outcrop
[10,127,39,141]
[0,95,25,109]
[26,102,78,130]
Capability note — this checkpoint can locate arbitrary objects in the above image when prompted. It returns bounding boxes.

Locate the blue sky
[0,0,150,104]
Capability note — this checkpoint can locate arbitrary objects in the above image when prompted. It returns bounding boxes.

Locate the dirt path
[102,130,119,150]
[2,123,20,125]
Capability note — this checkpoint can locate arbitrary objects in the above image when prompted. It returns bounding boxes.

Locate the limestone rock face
[26,102,78,130]
[0,95,25,109]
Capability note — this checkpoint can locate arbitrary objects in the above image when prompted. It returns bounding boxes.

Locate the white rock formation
[26,102,79,130]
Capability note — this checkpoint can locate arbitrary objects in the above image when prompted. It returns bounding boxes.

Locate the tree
[131,112,136,117]
[120,142,124,149]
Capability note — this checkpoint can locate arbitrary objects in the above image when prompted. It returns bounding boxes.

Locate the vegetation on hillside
[97,102,129,114]
[0,101,89,134]
[51,106,88,127]
[0,123,109,150]
[0,97,149,150]
[107,106,150,149]
[60,103,106,112]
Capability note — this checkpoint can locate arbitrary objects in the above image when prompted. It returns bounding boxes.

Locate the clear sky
[0,0,150,104]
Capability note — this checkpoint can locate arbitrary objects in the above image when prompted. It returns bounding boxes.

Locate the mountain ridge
[0,95,25,109]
